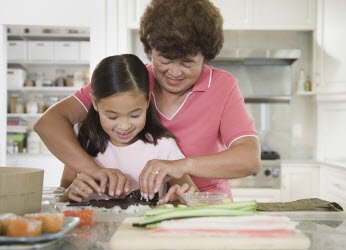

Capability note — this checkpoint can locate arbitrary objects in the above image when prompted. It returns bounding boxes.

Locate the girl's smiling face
[93,90,149,147]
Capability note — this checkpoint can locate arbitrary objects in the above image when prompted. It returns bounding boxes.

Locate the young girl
[61,54,196,204]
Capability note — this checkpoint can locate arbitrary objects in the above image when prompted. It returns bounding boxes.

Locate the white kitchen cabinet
[124,0,316,30]
[211,0,252,29]
[126,0,150,29]
[281,163,320,201]
[320,164,346,207]
[314,0,346,93]
[252,0,316,30]
[316,100,346,162]
[232,188,281,202]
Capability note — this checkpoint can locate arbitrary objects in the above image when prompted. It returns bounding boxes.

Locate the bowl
[183,192,229,206]
[0,167,44,215]
[42,187,65,202]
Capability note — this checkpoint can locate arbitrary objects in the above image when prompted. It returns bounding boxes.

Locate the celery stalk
[133,200,257,227]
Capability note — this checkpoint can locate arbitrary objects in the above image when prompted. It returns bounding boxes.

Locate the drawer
[28,41,54,61]
[7,41,27,60]
[79,41,90,62]
[54,41,79,61]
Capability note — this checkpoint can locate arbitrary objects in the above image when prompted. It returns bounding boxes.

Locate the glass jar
[15,97,25,113]
[26,95,38,114]
[27,130,41,154]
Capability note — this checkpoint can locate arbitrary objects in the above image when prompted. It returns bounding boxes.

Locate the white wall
[0,25,7,165]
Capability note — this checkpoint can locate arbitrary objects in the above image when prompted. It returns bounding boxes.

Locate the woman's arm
[140,136,261,199]
[34,96,128,196]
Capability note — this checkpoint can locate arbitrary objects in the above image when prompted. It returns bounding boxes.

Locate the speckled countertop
[2,205,346,250]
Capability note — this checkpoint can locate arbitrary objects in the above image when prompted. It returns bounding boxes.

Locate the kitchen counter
[2,206,346,250]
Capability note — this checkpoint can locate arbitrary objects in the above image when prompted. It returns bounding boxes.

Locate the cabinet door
[320,165,346,207]
[211,0,252,29]
[126,0,150,29]
[252,0,316,30]
[281,164,319,201]
[314,0,346,93]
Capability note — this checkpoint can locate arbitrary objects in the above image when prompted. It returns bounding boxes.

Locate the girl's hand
[92,168,131,197]
[158,183,196,205]
[67,173,96,202]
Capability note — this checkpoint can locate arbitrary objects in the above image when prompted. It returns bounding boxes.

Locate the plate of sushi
[0,212,80,244]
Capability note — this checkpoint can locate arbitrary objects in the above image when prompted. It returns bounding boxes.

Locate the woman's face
[93,90,149,147]
[151,49,205,95]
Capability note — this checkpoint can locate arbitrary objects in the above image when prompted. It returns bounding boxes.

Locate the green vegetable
[133,200,257,228]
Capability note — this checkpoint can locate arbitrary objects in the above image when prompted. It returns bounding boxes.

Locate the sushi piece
[0,213,20,235]
[64,209,94,227]
[24,213,64,233]
[6,218,42,237]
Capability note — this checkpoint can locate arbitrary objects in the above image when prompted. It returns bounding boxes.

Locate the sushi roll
[24,212,64,233]
[6,218,42,237]
[0,213,19,235]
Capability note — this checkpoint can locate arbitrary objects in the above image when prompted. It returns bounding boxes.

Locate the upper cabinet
[251,0,316,30]
[125,0,316,30]
[314,0,346,94]
[213,0,316,30]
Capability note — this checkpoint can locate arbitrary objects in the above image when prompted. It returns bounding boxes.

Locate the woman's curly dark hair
[139,0,223,62]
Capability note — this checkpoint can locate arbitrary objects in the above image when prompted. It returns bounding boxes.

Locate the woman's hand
[158,183,196,205]
[139,159,188,200]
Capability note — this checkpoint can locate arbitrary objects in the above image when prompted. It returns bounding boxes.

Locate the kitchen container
[183,192,229,206]
[7,68,27,89]
[7,40,27,60]
[0,167,44,215]
[27,41,54,61]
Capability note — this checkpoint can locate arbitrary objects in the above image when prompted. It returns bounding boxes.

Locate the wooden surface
[0,167,43,215]
[110,217,311,250]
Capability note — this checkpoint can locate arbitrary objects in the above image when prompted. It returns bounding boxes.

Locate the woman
[34,0,261,201]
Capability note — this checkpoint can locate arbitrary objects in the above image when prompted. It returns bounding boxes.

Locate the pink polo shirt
[73,64,257,199]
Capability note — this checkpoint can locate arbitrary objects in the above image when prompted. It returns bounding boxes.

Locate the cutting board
[110,217,311,250]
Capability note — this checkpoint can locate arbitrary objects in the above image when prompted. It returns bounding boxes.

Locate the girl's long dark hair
[77,54,172,156]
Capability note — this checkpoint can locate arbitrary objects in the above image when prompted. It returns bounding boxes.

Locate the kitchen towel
[257,198,343,212]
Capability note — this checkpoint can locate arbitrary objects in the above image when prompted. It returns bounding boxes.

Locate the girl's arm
[158,175,198,204]
[60,166,99,202]
[168,175,197,190]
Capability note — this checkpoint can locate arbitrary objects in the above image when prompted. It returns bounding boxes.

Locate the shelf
[8,86,80,92]
[8,33,89,42]
[296,91,316,96]
[244,95,291,103]
[7,113,42,118]
[8,60,89,66]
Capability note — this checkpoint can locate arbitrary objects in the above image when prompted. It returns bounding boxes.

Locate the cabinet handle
[63,44,71,47]
[36,43,45,46]
[9,42,17,46]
